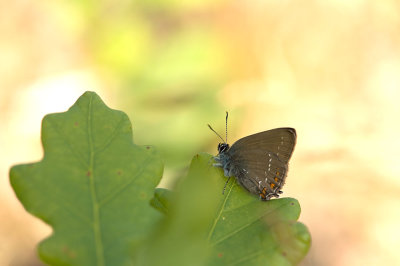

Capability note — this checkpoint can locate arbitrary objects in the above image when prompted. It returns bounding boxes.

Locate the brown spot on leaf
[218,253,223,258]
[86,171,91,177]
[62,246,76,258]
[117,170,122,176]
[146,146,151,149]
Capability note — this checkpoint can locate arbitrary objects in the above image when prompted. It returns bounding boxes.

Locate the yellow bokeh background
[1,1,400,265]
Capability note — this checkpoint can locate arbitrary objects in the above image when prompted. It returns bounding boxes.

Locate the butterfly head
[217,143,229,154]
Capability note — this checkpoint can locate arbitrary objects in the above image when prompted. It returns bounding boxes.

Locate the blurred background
[1,0,400,265]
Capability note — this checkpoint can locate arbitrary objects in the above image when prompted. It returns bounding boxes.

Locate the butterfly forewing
[229,128,296,164]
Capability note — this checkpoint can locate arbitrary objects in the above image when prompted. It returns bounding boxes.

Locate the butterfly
[209,112,296,200]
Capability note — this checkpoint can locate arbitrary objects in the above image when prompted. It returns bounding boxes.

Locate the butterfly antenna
[225,111,228,143]
[222,176,231,195]
[208,124,225,143]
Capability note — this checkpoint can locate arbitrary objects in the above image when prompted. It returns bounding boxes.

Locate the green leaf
[135,153,222,266]
[9,91,163,266]
[147,153,311,266]
[150,188,173,215]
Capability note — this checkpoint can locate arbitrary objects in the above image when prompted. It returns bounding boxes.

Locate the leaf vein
[94,116,126,154]
[98,156,152,207]
[230,249,269,265]
[210,201,291,246]
[207,179,235,242]
[47,118,88,169]
[87,95,105,266]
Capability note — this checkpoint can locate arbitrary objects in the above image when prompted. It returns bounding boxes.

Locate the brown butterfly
[209,112,296,200]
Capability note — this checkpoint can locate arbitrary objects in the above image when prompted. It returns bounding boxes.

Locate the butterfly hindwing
[231,149,288,197]
[227,128,296,199]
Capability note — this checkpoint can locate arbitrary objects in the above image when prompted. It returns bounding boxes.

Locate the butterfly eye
[218,143,229,153]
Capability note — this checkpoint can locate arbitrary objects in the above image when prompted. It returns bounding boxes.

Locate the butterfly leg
[222,176,231,195]
[210,156,222,167]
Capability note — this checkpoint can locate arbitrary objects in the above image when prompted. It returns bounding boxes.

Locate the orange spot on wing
[260,187,267,200]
